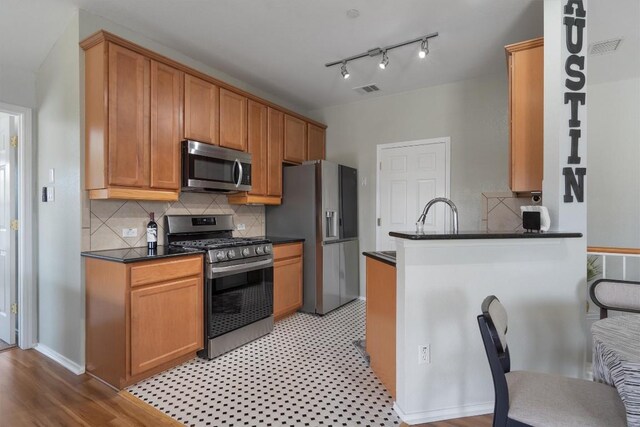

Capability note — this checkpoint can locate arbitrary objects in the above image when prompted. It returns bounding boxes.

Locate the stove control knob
[264,245,272,254]
[242,248,251,257]
[256,246,264,255]
[215,251,226,262]
[227,249,237,259]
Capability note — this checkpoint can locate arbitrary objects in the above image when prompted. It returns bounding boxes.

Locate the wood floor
[0,348,493,426]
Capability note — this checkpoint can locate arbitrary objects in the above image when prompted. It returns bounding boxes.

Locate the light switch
[48,168,55,183]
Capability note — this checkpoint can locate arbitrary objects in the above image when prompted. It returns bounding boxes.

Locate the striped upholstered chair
[477,295,627,427]
[590,279,640,319]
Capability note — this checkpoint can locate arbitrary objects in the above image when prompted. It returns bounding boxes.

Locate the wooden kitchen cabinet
[365,256,397,400]
[219,88,248,151]
[85,254,203,389]
[506,37,544,193]
[150,61,183,190]
[306,124,326,161]
[83,40,180,201]
[227,104,283,205]
[184,73,219,145]
[273,242,303,320]
[283,114,307,164]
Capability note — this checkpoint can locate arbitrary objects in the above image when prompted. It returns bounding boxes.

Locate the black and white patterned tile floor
[128,299,401,427]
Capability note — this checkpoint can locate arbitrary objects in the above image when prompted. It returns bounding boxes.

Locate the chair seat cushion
[506,371,627,427]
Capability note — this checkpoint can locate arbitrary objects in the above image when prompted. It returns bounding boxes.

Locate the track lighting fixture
[325,32,438,79]
[341,62,350,79]
[418,38,429,59]
[378,51,389,70]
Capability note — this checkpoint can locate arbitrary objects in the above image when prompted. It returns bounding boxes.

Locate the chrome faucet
[417,197,459,234]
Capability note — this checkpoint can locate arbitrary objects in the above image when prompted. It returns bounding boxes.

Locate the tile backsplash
[481,192,535,232]
[86,193,264,251]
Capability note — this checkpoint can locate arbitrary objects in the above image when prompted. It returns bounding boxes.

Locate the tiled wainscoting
[482,192,534,232]
[83,193,265,251]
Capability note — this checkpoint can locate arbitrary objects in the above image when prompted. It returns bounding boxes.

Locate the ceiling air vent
[589,38,622,55]
[353,84,380,95]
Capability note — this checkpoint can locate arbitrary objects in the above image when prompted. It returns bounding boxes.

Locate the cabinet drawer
[130,255,202,287]
[273,243,303,261]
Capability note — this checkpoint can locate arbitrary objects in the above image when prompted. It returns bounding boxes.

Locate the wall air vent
[353,84,380,95]
[589,38,622,55]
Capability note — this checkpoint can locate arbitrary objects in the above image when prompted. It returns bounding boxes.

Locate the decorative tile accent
[482,192,532,232]
[89,195,266,250]
[128,300,400,427]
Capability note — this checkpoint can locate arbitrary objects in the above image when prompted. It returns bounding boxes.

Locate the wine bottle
[147,212,158,250]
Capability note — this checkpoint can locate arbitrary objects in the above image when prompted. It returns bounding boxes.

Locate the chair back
[590,279,640,319]
[478,295,511,425]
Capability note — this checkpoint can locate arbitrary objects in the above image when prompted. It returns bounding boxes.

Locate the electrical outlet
[122,228,138,238]
[46,187,55,202]
[418,345,430,365]
[236,223,246,231]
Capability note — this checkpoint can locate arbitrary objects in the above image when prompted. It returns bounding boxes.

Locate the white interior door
[377,140,448,250]
[0,114,17,344]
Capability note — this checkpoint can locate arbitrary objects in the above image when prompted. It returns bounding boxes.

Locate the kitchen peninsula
[364,230,585,424]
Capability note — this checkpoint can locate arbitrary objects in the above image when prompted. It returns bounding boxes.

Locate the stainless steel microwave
[182,140,252,193]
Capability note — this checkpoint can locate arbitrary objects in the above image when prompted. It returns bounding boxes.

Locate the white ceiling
[0,1,635,111]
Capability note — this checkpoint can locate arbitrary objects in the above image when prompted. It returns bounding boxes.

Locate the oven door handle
[234,159,243,188]
[211,258,273,278]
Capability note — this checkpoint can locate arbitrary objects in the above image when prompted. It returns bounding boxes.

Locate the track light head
[418,39,429,59]
[379,51,389,70]
[341,62,350,79]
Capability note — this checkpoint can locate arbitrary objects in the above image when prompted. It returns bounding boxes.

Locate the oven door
[207,260,273,339]
[182,140,252,193]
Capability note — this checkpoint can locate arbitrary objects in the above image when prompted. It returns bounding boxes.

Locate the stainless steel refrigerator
[266,161,359,315]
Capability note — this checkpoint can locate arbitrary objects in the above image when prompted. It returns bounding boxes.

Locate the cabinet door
[108,43,150,187]
[150,61,183,190]
[283,114,306,164]
[219,88,247,151]
[247,100,268,196]
[273,257,303,319]
[130,277,203,376]
[267,108,283,197]
[510,44,543,192]
[184,74,219,145]
[307,124,326,161]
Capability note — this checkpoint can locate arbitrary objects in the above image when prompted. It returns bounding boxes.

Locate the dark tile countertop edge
[390,231,583,240]
[81,246,205,263]
[363,251,397,267]
[264,236,306,245]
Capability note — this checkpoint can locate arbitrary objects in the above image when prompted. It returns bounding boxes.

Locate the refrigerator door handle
[325,210,338,238]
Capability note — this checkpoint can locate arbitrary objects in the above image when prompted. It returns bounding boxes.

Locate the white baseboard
[35,343,85,375]
[584,362,593,380]
[358,296,366,301]
[393,401,493,425]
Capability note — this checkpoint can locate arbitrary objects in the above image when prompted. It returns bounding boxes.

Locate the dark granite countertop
[390,230,583,240]
[81,246,205,263]
[263,236,305,245]
[363,251,396,267]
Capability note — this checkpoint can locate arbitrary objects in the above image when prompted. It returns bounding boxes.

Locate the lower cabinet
[273,242,303,320]
[85,254,203,389]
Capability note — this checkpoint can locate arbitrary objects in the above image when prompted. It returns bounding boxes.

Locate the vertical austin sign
[562,0,587,202]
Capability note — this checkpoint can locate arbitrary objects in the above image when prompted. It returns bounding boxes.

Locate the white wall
[311,73,510,295]
[588,77,640,248]
[0,64,37,109]
[35,13,83,367]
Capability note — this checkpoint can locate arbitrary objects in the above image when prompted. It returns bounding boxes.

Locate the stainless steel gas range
[165,214,273,359]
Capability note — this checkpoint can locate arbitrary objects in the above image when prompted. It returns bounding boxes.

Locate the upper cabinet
[306,124,326,162]
[184,74,219,145]
[283,114,307,164]
[81,31,325,202]
[84,41,180,201]
[219,88,248,151]
[506,37,544,193]
[150,61,183,190]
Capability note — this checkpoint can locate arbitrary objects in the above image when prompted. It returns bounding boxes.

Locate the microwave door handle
[234,159,243,188]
